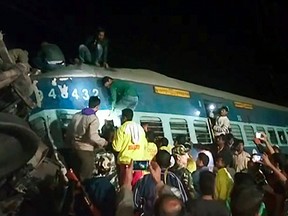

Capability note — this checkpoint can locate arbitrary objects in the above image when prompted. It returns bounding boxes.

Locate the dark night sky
[0,0,288,106]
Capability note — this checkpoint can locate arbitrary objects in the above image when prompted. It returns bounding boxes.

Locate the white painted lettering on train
[82,89,89,100]
[51,78,57,86]
[48,88,57,99]
[72,89,80,100]
[47,87,99,100]
[58,84,69,99]
[92,89,99,96]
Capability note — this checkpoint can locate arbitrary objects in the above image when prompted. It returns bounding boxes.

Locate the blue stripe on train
[31,77,288,126]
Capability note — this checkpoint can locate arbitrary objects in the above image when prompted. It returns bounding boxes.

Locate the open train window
[193,120,211,144]
[169,118,190,141]
[277,129,287,145]
[243,125,255,145]
[140,116,164,138]
[231,124,243,140]
[256,126,266,133]
[267,128,278,144]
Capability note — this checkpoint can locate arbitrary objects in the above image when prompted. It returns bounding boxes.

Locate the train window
[230,124,243,140]
[267,128,278,144]
[243,125,255,144]
[169,118,190,141]
[193,120,211,143]
[256,126,266,133]
[140,116,164,138]
[277,129,287,144]
[29,117,49,142]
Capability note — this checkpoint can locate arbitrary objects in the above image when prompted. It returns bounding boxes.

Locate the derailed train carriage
[28,64,288,154]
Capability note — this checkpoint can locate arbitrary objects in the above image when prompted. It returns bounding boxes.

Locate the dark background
[0,0,287,106]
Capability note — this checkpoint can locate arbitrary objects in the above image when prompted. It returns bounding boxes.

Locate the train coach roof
[34,64,288,112]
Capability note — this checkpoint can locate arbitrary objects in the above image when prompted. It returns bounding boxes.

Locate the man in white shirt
[233,140,250,172]
[213,106,231,137]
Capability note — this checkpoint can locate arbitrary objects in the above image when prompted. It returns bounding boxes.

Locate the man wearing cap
[213,106,231,137]
[169,145,196,201]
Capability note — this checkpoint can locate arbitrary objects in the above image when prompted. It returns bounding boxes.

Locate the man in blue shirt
[192,152,209,198]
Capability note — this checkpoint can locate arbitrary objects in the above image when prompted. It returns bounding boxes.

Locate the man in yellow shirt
[112,108,147,165]
[159,137,173,154]
[215,155,234,201]
[145,131,158,161]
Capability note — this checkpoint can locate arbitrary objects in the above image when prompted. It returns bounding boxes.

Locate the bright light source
[209,104,216,111]
[195,110,201,116]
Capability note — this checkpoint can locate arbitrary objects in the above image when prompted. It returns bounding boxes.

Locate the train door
[203,99,226,142]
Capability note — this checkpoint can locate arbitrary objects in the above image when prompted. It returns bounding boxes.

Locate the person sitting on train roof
[79,27,109,68]
[32,41,65,72]
[213,106,231,137]
[102,76,139,112]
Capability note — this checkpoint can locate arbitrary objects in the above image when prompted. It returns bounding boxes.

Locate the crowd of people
[1,28,288,216]
[62,95,288,216]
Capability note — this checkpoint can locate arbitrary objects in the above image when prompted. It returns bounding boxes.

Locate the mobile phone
[252,154,262,163]
[255,132,262,139]
[133,160,149,171]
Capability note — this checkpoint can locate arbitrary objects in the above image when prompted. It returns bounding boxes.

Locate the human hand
[120,162,133,190]
[259,132,268,143]
[149,161,161,184]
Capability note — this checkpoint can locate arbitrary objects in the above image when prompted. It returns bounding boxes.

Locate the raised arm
[259,132,275,155]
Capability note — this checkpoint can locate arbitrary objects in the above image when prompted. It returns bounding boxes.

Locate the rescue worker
[169,145,196,201]
[213,106,231,137]
[79,27,109,68]
[112,108,147,165]
[144,131,158,161]
[102,76,139,112]
[33,41,65,72]
[66,96,108,181]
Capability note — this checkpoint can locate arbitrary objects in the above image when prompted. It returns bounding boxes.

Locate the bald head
[154,194,185,216]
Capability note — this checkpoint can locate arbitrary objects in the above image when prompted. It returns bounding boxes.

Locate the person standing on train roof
[213,106,231,137]
[112,108,147,165]
[79,27,109,68]
[102,76,139,112]
[65,96,108,181]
